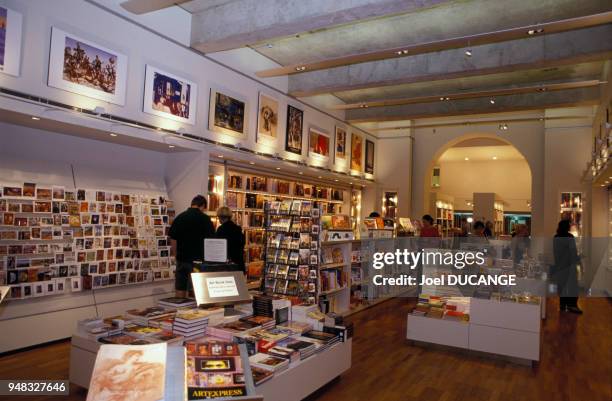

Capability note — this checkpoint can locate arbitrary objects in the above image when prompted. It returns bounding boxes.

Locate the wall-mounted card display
[0,6,23,77]
[350,133,363,172]
[308,127,330,159]
[209,88,248,138]
[0,182,176,300]
[48,27,128,105]
[334,126,347,162]
[285,105,304,155]
[365,139,375,175]
[257,92,279,143]
[143,65,197,125]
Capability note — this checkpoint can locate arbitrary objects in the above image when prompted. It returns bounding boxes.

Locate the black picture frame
[365,139,375,174]
[285,105,303,154]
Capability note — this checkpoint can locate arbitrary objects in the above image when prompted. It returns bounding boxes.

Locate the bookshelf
[318,239,351,314]
[435,200,454,237]
[493,201,504,236]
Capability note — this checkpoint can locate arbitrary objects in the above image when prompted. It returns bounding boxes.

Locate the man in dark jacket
[215,206,246,273]
[169,195,215,297]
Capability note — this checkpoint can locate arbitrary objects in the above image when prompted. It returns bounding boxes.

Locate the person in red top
[420,214,440,237]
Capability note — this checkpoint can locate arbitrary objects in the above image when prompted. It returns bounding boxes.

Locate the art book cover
[86,343,166,401]
[186,340,247,399]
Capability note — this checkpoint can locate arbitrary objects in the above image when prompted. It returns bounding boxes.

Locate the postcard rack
[261,199,321,304]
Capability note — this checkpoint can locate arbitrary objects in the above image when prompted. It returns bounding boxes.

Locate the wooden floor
[0,297,610,401]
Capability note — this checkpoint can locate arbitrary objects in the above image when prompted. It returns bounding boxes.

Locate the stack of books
[252,294,290,318]
[251,366,274,386]
[249,353,289,373]
[279,338,317,360]
[157,297,196,309]
[124,325,165,339]
[267,345,300,363]
[239,315,275,330]
[77,318,122,340]
[276,320,313,335]
[207,320,260,341]
[172,309,218,341]
[300,330,339,353]
[125,306,175,326]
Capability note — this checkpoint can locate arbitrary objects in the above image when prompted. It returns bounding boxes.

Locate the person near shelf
[368,211,381,218]
[215,206,246,273]
[468,221,489,244]
[419,214,440,238]
[511,224,530,264]
[484,221,494,238]
[553,219,582,314]
[168,195,215,298]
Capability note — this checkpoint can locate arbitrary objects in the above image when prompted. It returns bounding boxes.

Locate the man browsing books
[169,195,215,297]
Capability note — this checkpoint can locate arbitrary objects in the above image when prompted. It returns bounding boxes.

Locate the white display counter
[69,334,351,401]
[407,298,541,363]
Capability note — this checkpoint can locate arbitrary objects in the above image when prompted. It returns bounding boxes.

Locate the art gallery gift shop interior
[0,1,611,401]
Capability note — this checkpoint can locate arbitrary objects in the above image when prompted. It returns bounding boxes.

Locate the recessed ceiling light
[318,176,322,179]
[334,179,338,182]
[298,172,303,175]
[445,97,450,101]
[465,49,472,57]
[31,116,40,120]
[359,104,368,108]
[440,97,444,101]
[528,28,544,35]
[492,156,497,160]
[464,157,469,161]
[537,87,547,92]
[276,167,281,170]
[109,133,118,137]
[499,123,508,131]
[217,154,224,158]
[295,66,306,72]
[168,145,175,148]
[249,161,255,165]
[490,98,495,104]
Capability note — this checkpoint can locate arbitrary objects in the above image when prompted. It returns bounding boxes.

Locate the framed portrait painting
[48,27,128,105]
[351,133,363,172]
[334,126,347,162]
[308,127,330,158]
[257,92,279,143]
[365,139,375,174]
[0,6,23,76]
[208,88,248,138]
[285,105,303,154]
[143,65,197,125]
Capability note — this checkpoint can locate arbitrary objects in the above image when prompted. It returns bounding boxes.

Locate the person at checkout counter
[169,195,215,297]
[215,206,246,273]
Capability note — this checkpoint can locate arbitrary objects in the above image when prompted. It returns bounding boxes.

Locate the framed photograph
[257,92,279,143]
[286,105,303,154]
[365,139,375,174]
[48,27,128,105]
[208,88,247,138]
[143,65,197,125]
[351,133,363,172]
[0,6,23,76]
[308,127,330,158]
[334,126,347,161]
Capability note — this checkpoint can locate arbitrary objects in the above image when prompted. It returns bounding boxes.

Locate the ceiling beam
[288,25,612,97]
[190,0,451,53]
[346,87,600,122]
[331,80,603,110]
[120,0,190,14]
[257,12,612,78]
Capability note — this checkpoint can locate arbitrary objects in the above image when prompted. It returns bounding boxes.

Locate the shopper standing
[420,214,440,237]
[215,206,246,273]
[169,195,215,298]
[484,221,494,238]
[553,219,582,314]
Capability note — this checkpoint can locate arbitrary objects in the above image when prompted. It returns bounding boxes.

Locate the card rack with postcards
[261,199,321,304]
[0,182,175,300]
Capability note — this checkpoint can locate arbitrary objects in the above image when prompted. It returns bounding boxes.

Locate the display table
[407,298,541,363]
[69,334,352,401]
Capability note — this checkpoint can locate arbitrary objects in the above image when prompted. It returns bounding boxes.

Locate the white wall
[0,0,375,178]
[436,159,531,212]
[372,134,413,217]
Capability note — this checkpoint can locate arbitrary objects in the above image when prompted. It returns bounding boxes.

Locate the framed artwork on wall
[334,126,347,162]
[365,139,375,174]
[143,65,197,125]
[48,27,128,105]
[257,92,279,143]
[308,127,330,158]
[350,133,363,172]
[285,105,304,154]
[208,88,248,138]
[0,6,23,77]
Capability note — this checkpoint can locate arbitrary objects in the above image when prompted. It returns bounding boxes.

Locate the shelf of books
[69,294,352,401]
[407,293,542,362]
[493,201,504,236]
[435,200,454,237]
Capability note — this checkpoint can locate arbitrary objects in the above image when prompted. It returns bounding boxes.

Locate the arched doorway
[424,134,533,236]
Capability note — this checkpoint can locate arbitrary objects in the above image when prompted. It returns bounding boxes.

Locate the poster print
[209,88,247,138]
[257,92,278,142]
[308,127,330,158]
[334,126,347,161]
[0,6,23,76]
[350,133,363,171]
[365,139,375,174]
[48,27,128,105]
[143,65,197,125]
[285,105,303,154]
